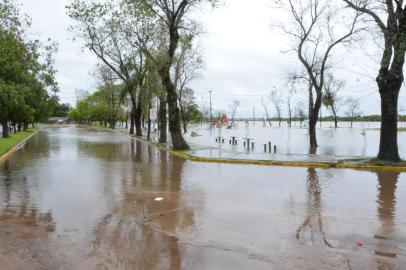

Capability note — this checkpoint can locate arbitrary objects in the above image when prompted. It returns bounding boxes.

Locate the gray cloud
[20,0,405,117]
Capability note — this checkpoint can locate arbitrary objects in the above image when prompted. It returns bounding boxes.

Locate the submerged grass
[0,129,38,157]
[366,128,406,132]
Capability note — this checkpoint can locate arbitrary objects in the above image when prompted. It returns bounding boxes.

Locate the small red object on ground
[355,240,363,247]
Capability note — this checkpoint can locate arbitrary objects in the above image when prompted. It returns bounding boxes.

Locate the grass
[366,127,406,132]
[367,158,406,167]
[0,128,38,157]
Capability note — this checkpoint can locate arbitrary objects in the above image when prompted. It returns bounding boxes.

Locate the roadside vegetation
[0,128,37,157]
[0,1,61,139]
[2,0,406,163]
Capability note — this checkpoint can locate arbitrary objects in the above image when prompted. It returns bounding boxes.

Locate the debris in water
[355,240,363,247]
[154,197,164,202]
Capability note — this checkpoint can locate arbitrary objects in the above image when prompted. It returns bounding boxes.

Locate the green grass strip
[0,128,38,157]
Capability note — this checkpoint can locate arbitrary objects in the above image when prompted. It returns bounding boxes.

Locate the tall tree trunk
[288,110,292,127]
[378,90,400,161]
[2,121,9,138]
[159,94,167,144]
[129,106,135,135]
[308,82,314,120]
[147,103,152,141]
[159,67,189,150]
[158,27,190,151]
[135,95,143,137]
[309,92,322,149]
[109,120,115,129]
[332,107,338,128]
[180,103,187,133]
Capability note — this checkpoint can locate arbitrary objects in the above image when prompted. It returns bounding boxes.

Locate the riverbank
[0,128,39,161]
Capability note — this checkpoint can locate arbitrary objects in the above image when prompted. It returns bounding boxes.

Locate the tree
[128,0,217,150]
[173,36,203,133]
[295,101,306,127]
[277,0,360,149]
[229,100,240,124]
[95,65,122,129]
[69,99,91,124]
[345,97,361,128]
[180,87,200,131]
[261,97,273,127]
[322,74,344,128]
[343,0,406,161]
[67,0,148,136]
[0,0,58,137]
[69,84,124,127]
[270,89,283,127]
[287,93,293,127]
[52,102,71,117]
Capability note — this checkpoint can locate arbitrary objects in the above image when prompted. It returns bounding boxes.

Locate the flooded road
[0,126,406,269]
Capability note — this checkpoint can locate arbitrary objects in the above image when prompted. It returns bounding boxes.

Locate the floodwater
[0,126,406,269]
[186,121,406,158]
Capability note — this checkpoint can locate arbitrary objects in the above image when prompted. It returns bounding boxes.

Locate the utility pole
[209,90,212,123]
[253,107,255,125]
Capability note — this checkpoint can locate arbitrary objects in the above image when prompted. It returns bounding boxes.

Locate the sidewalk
[186,144,370,164]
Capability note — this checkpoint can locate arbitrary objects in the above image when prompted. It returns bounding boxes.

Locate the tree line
[0,0,59,138]
[66,0,406,161]
[66,0,214,151]
[275,0,406,162]
[68,64,203,137]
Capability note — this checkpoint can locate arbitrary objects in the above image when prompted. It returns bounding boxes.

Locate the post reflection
[0,160,55,241]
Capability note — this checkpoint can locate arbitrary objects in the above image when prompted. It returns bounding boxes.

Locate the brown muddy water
[0,126,405,270]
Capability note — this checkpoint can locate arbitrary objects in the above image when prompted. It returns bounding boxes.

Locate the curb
[115,128,406,172]
[147,141,406,172]
[0,128,41,163]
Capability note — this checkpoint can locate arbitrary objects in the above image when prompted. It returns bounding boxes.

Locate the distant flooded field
[186,121,406,158]
[0,126,405,269]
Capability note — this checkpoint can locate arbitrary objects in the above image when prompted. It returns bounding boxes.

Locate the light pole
[253,107,255,125]
[209,90,212,123]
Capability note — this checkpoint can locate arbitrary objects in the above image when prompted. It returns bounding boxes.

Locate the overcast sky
[20,0,406,118]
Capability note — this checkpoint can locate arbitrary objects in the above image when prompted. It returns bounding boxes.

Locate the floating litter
[154,197,164,202]
[355,240,363,247]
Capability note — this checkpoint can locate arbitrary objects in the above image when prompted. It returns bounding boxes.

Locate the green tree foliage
[0,0,58,137]
[69,84,124,127]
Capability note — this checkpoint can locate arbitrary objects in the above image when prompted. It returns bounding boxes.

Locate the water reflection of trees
[0,160,55,241]
[296,168,332,248]
[92,142,197,269]
[78,140,129,161]
[374,171,400,269]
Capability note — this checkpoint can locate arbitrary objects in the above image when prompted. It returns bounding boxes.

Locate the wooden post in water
[274,145,277,154]
[268,142,272,153]
[264,144,267,152]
